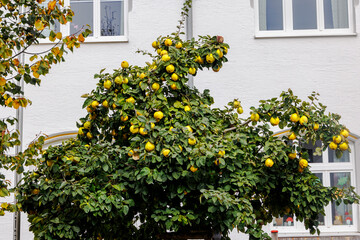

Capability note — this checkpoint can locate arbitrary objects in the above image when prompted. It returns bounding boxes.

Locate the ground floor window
[269,132,358,234]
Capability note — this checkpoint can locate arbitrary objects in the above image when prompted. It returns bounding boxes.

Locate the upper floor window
[255,0,355,38]
[41,0,128,43]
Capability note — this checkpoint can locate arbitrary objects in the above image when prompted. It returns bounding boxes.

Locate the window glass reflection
[259,0,283,31]
[313,173,325,225]
[293,0,317,30]
[39,0,60,37]
[302,140,323,163]
[273,215,294,226]
[330,172,353,225]
[70,0,94,36]
[328,148,350,162]
[324,0,349,29]
[101,0,124,36]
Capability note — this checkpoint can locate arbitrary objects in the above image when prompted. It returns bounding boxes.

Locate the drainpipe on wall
[271,230,278,240]
[186,4,194,88]
[13,5,25,240]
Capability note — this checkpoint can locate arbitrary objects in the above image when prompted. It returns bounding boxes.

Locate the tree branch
[223,119,251,133]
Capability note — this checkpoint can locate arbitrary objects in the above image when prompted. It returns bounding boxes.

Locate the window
[43,131,78,148]
[270,133,358,235]
[255,0,355,38]
[40,0,128,43]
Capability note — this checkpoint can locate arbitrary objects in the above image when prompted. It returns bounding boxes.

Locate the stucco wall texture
[1,0,360,239]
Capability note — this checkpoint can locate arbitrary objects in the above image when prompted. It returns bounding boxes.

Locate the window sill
[277,231,360,238]
[255,31,357,39]
[37,36,129,44]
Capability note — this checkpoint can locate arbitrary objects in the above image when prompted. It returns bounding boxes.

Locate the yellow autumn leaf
[56,32,62,39]
[33,72,39,78]
[0,77,6,86]
[12,100,20,109]
[78,33,85,43]
[48,0,56,11]
[52,47,60,56]
[5,97,13,106]
[1,202,8,209]
[35,20,45,31]
[29,55,38,61]
[49,35,55,42]
[12,58,20,66]
[18,98,28,108]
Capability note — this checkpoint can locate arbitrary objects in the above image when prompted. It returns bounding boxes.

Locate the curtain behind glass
[324,0,349,29]
[259,0,283,31]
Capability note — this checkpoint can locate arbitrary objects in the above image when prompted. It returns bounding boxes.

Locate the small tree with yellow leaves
[0,0,90,214]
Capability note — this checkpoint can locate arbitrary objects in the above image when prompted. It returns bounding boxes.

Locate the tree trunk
[249,235,261,240]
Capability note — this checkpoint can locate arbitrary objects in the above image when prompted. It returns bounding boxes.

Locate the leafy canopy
[15,1,359,240]
[0,0,89,214]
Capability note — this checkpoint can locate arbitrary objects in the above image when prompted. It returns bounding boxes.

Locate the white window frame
[265,131,359,237]
[43,130,78,148]
[254,0,356,38]
[39,0,129,44]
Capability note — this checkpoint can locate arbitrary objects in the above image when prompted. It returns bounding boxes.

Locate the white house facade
[1,0,360,239]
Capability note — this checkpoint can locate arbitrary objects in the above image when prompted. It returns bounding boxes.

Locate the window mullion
[322,171,331,228]
[317,0,325,31]
[93,0,100,38]
[284,0,293,31]
[63,0,70,36]
[123,0,129,37]
[348,0,356,33]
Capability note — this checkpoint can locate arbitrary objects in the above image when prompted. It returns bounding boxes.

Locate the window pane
[331,172,353,225]
[328,148,350,162]
[70,0,94,36]
[293,0,317,30]
[42,22,60,37]
[101,0,124,36]
[314,173,323,183]
[273,215,294,226]
[303,140,323,163]
[331,172,351,188]
[313,173,325,225]
[40,0,60,37]
[259,0,283,31]
[324,0,349,29]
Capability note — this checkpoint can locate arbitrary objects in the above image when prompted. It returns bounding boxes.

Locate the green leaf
[82,98,93,108]
[0,63,5,73]
[172,172,180,180]
[174,101,182,108]
[138,115,146,123]
[123,205,129,215]
[102,164,109,172]
[208,206,217,213]
[310,205,316,212]
[139,167,151,177]
[0,187,9,197]
[72,226,80,233]
[112,184,124,191]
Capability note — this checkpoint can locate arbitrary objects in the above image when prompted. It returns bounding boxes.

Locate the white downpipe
[186,3,194,88]
[13,5,25,240]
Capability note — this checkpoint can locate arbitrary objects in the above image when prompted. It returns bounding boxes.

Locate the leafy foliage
[13,1,360,240]
[0,0,89,211]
